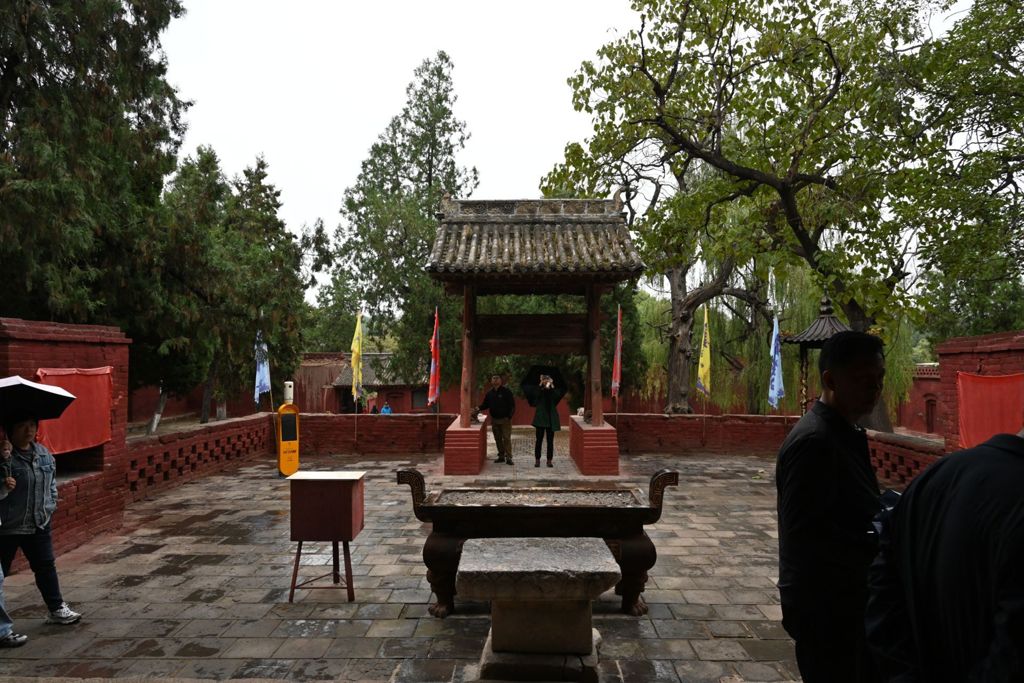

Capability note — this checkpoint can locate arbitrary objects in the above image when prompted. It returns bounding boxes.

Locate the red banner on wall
[34,367,113,455]
[956,371,1024,448]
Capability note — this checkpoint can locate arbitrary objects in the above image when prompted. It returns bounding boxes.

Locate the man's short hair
[819,330,884,377]
[490,373,502,379]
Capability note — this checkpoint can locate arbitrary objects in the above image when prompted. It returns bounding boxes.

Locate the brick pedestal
[569,416,619,475]
[443,419,486,475]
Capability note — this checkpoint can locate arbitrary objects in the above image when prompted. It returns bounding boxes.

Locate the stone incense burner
[396,468,679,618]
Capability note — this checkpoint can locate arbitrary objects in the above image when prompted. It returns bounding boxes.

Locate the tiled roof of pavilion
[425,198,644,291]
[783,297,851,348]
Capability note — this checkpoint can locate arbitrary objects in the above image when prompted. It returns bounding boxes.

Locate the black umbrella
[0,375,76,424]
[520,365,567,406]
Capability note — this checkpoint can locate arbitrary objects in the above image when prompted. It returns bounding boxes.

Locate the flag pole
[702,391,707,446]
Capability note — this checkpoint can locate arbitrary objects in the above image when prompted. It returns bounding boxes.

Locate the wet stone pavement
[2,428,797,682]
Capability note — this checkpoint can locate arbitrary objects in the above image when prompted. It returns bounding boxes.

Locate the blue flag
[768,315,785,408]
[254,332,271,403]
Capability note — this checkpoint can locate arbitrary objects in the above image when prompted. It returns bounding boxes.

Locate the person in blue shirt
[380,402,393,415]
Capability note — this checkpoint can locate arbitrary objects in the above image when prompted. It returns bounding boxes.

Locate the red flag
[428,307,441,405]
[611,305,622,398]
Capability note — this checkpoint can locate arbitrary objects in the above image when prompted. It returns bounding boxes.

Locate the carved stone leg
[423,532,463,618]
[606,533,657,616]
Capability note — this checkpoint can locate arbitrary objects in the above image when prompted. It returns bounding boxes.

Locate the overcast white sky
[161,0,640,239]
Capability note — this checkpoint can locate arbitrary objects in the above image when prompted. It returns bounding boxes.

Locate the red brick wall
[896,372,942,434]
[128,384,204,423]
[0,318,274,559]
[935,330,1024,451]
[867,430,944,488]
[300,413,454,456]
[609,413,800,456]
[0,318,132,552]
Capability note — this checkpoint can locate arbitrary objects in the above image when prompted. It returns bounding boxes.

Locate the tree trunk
[665,266,695,414]
[146,388,168,436]
[200,356,218,425]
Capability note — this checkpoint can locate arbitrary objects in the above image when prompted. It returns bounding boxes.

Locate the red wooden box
[288,471,365,542]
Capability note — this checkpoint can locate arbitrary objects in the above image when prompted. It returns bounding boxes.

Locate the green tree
[550,0,934,334]
[207,156,328,420]
[134,145,229,429]
[0,0,187,320]
[900,0,1023,326]
[156,149,328,423]
[330,51,478,387]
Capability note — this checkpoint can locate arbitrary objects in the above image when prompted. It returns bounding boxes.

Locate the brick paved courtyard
[1,429,797,682]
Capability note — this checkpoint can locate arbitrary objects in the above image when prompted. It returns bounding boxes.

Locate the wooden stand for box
[287,471,365,602]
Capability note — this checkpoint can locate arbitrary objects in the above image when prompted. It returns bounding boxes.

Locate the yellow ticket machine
[277,380,300,477]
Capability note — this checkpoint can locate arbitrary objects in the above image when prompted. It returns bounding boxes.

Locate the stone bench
[456,536,620,681]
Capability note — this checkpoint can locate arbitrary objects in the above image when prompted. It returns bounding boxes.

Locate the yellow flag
[696,304,711,397]
[350,310,363,399]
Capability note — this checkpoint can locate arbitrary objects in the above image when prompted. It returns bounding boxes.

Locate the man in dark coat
[477,373,516,464]
[775,330,885,683]
[865,428,1024,681]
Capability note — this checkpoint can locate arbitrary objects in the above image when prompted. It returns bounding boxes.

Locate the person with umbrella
[0,454,27,647]
[521,366,567,468]
[0,377,82,626]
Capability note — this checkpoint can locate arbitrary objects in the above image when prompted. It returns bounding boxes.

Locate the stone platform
[457,537,619,655]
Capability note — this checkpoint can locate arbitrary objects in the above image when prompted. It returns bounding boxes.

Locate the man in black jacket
[477,373,516,464]
[865,428,1024,682]
[776,331,885,683]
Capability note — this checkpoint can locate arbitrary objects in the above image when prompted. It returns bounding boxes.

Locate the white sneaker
[46,602,81,625]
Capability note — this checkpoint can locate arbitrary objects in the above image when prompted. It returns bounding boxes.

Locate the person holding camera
[531,373,565,468]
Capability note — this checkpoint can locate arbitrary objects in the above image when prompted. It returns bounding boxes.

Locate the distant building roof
[425,198,644,294]
[332,352,426,388]
[783,297,851,348]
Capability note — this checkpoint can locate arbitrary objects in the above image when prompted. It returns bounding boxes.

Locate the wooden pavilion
[425,197,644,474]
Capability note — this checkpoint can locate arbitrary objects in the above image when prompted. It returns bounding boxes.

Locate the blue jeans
[0,564,12,638]
[0,526,65,612]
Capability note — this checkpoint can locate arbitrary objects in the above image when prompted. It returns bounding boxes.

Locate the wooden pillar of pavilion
[459,286,476,428]
[587,285,604,427]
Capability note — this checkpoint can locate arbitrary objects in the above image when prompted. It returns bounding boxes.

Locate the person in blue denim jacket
[0,415,81,625]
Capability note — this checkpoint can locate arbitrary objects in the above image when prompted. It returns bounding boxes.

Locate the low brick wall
[569,416,620,475]
[123,413,275,503]
[300,413,454,456]
[45,414,276,562]
[867,431,944,488]
[50,471,123,553]
[609,413,800,456]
